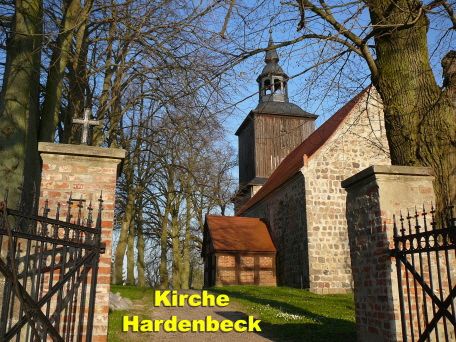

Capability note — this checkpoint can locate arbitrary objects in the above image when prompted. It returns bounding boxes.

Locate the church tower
[235,32,317,210]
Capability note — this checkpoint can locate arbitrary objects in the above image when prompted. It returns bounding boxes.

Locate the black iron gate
[391,206,456,342]
[0,195,104,342]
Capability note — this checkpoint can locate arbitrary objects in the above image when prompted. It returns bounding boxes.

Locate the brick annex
[202,33,391,293]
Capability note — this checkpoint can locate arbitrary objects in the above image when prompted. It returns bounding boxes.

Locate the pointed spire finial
[265,30,279,63]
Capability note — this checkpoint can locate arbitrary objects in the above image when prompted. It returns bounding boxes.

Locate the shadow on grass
[211,288,357,342]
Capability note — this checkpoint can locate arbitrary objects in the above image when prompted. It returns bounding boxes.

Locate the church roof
[236,87,371,215]
[253,101,315,116]
[258,62,286,78]
[205,215,277,252]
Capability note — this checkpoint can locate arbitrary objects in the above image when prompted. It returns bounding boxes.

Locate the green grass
[210,286,356,342]
[107,285,356,342]
[108,285,155,342]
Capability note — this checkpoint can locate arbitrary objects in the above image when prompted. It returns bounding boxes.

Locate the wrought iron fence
[0,194,104,342]
[391,205,456,342]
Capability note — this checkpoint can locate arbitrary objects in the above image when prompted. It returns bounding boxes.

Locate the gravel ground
[123,289,276,342]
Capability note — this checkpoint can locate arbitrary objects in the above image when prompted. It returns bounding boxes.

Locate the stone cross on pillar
[72,108,100,145]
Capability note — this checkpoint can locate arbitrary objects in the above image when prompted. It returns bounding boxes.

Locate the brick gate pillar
[38,142,126,342]
[342,165,435,342]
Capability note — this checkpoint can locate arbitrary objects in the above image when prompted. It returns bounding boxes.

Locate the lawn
[210,286,356,341]
[108,285,155,342]
[108,285,356,342]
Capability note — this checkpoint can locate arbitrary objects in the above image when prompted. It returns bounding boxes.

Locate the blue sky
[222,7,456,190]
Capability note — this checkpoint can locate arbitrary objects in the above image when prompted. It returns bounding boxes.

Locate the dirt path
[124,289,275,342]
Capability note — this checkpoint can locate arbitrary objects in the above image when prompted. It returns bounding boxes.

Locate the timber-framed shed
[202,215,277,287]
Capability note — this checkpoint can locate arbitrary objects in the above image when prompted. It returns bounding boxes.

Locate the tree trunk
[181,192,191,289]
[62,0,92,144]
[368,0,456,211]
[39,0,82,142]
[136,207,146,287]
[159,179,173,289]
[171,206,182,289]
[0,0,42,212]
[113,168,135,285]
[442,51,456,209]
[126,217,136,285]
[92,10,116,147]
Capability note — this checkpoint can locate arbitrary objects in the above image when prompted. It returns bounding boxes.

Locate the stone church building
[203,33,391,293]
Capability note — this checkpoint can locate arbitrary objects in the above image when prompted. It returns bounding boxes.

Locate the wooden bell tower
[235,32,317,210]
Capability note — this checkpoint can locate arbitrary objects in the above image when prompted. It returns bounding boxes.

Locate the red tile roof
[205,215,277,252]
[236,87,371,215]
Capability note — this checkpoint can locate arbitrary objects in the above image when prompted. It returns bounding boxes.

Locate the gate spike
[95,192,103,233]
[87,200,94,229]
[67,192,73,223]
[399,210,406,236]
[77,196,84,226]
[43,199,50,218]
[98,191,104,209]
[422,205,429,233]
[414,206,420,233]
[56,202,61,221]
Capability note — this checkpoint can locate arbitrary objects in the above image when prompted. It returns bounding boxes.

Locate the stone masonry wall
[342,165,437,342]
[38,143,125,342]
[303,91,390,294]
[242,174,310,288]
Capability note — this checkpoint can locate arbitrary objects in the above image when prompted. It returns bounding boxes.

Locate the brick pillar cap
[341,165,434,189]
[38,142,126,160]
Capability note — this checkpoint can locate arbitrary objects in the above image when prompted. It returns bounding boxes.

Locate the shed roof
[236,87,371,215]
[205,215,277,252]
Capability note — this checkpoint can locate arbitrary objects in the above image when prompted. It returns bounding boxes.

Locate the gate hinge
[100,242,106,254]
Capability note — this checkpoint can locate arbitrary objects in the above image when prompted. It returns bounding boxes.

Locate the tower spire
[265,30,279,63]
[257,30,289,103]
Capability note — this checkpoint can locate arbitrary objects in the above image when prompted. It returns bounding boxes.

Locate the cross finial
[72,109,100,145]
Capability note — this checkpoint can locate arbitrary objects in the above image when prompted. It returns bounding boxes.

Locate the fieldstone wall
[241,174,310,288]
[38,142,125,342]
[342,165,437,342]
[303,91,389,294]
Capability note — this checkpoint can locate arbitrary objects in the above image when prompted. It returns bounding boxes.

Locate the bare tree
[226,0,456,211]
[0,0,241,210]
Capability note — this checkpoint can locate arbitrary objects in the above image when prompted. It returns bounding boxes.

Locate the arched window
[273,79,282,93]
[264,79,271,94]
